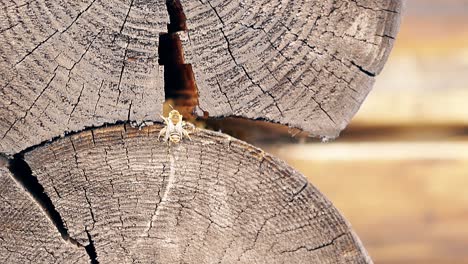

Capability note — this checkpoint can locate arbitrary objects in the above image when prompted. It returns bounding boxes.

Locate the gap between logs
[157,1,303,141]
[159,0,205,121]
[0,1,360,262]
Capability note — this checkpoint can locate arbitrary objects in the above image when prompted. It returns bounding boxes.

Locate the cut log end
[0,168,88,263]
[0,124,372,263]
[0,0,404,262]
[0,0,403,154]
[184,0,403,139]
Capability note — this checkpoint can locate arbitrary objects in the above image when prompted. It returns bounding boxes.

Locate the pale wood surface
[14,124,370,263]
[183,0,402,139]
[0,0,404,262]
[0,167,88,263]
[0,0,166,154]
[0,0,402,154]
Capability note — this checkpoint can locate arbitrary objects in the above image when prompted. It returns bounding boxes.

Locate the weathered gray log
[0,0,403,263]
[0,0,166,154]
[0,167,88,263]
[2,124,370,263]
[180,0,402,137]
[0,0,402,154]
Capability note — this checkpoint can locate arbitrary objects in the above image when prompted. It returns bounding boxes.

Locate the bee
[158,109,195,144]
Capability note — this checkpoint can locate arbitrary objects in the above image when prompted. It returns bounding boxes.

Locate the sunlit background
[267,1,468,263]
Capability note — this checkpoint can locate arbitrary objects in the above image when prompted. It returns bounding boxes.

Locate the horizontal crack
[279,232,347,254]
[351,61,376,77]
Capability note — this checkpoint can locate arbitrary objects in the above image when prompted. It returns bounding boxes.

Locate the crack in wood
[277,19,379,78]
[61,0,98,34]
[351,60,376,77]
[159,0,201,119]
[1,66,59,140]
[6,156,90,251]
[349,0,399,14]
[119,0,135,35]
[4,148,101,263]
[237,179,311,261]
[200,1,292,117]
[84,229,99,264]
[66,29,103,72]
[116,38,130,105]
[82,187,97,231]
[14,30,58,66]
[230,21,337,125]
[0,22,20,35]
[67,84,86,125]
[279,232,348,254]
[215,77,233,111]
[4,0,33,9]
[93,80,105,116]
[218,26,284,117]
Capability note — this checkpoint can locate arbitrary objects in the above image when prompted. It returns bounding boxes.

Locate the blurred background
[269,1,468,263]
[109,1,466,261]
[206,1,468,263]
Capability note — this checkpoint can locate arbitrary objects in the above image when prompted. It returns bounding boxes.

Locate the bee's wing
[183,129,191,140]
[158,127,167,140]
[160,115,167,124]
[182,121,195,133]
[167,120,176,130]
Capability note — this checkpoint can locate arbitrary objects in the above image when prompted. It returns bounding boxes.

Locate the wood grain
[182,0,402,138]
[0,1,404,262]
[0,167,88,263]
[0,0,402,154]
[12,124,371,263]
[0,0,166,154]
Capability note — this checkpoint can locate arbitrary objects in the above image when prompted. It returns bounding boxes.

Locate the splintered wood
[18,124,371,263]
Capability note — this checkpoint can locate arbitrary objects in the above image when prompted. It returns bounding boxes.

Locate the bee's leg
[138,121,147,130]
[183,122,196,133]
[160,116,168,124]
[183,129,192,141]
[158,127,167,141]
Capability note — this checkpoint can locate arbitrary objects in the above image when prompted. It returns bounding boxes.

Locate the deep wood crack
[6,156,99,263]
[7,156,72,242]
[84,229,99,264]
[159,0,201,119]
